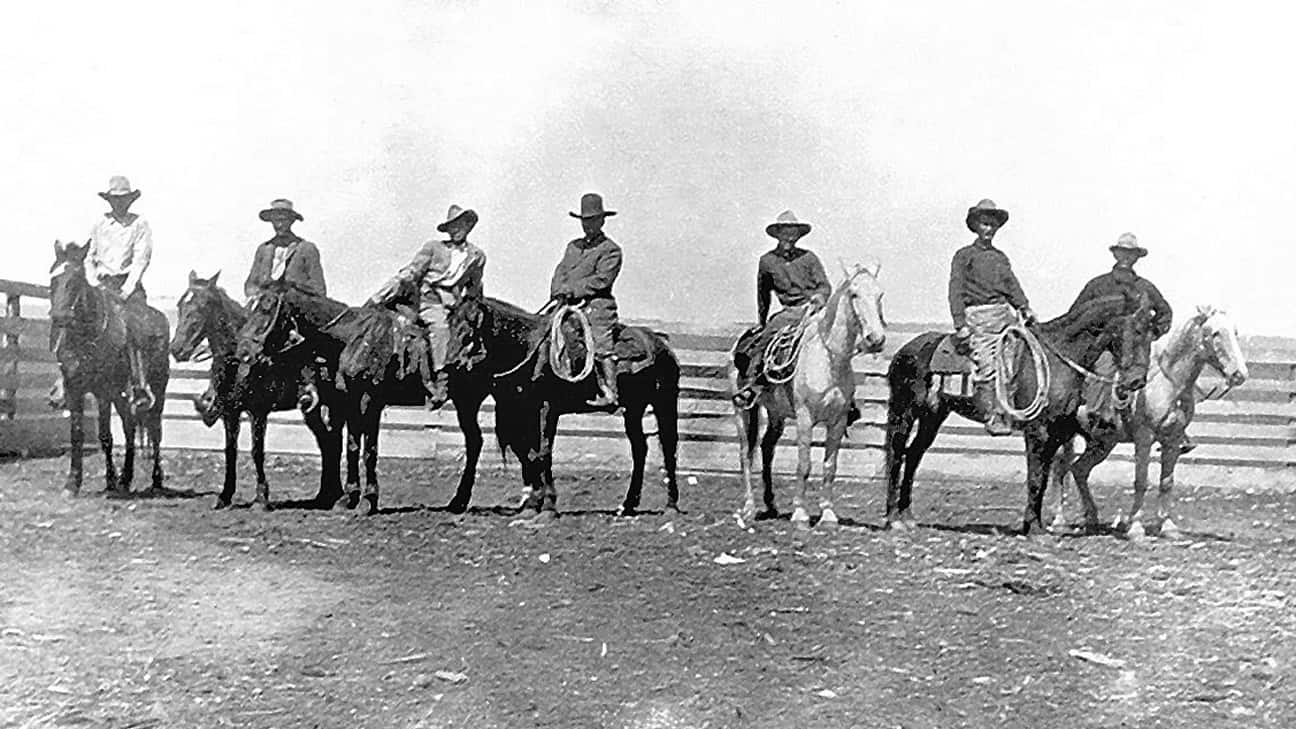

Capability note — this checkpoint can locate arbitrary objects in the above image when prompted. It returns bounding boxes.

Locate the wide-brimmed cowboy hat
[765,210,812,238]
[436,204,479,233]
[1109,232,1148,258]
[569,193,617,219]
[259,199,304,222]
[97,175,141,202]
[965,199,1009,232]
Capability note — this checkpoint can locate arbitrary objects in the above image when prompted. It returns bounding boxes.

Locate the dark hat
[97,175,141,202]
[965,199,1009,232]
[765,210,812,239]
[569,193,617,219]
[1109,232,1148,258]
[435,204,479,233]
[259,199,303,222]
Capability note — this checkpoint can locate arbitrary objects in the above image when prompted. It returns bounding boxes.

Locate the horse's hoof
[62,487,79,500]
[664,501,682,514]
[445,499,469,515]
[791,507,812,531]
[334,491,360,511]
[254,501,273,513]
[212,497,232,510]
[361,495,379,516]
[886,519,911,533]
[818,509,840,531]
[1159,519,1183,541]
[530,510,559,526]
[1126,521,1148,542]
[615,504,638,518]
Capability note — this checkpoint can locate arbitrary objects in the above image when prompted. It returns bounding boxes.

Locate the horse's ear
[53,240,64,258]
[188,270,198,285]
[209,270,221,287]
[839,259,852,279]
[863,259,881,279]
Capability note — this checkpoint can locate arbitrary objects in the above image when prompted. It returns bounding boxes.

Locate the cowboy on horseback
[1070,233,1193,452]
[244,199,327,298]
[51,176,165,409]
[948,199,1037,436]
[731,210,831,410]
[549,193,622,408]
[366,204,486,408]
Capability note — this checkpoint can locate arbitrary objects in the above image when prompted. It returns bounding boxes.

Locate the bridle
[1155,314,1237,402]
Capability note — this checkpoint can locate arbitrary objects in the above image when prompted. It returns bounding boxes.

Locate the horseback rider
[1070,233,1193,452]
[948,199,1037,436]
[549,193,622,408]
[50,176,161,407]
[731,210,831,409]
[366,204,486,408]
[244,199,327,298]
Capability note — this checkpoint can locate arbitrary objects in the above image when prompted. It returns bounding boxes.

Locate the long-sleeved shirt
[1070,265,1173,338]
[88,213,153,292]
[549,233,622,302]
[370,238,486,316]
[948,241,1029,328]
[244,234,327,298]
[756,247,831,326]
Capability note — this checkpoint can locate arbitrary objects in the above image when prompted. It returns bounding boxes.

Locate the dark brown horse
[234,283,535,515]
[459,297,682,520]
[884,293,1153,534]
[48,240,170,496]
[170,272,347,509]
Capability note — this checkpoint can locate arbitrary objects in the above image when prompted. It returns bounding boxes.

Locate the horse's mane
[207,286,248,329]
[1038,294,1133,339]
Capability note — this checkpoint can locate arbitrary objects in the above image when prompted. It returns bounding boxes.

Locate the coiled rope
[548,304,596,383]
[991,323,1051,422]
[762,312,814,385]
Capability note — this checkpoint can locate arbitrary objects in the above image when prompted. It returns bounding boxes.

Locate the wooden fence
[4,279,1295,481]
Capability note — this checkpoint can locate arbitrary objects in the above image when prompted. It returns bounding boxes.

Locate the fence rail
[3,280,1294,479]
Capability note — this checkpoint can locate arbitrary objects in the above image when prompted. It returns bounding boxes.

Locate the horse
[456,295,682,520]
[47,240,170,496]
[1050,305,1249,539]
[170,271,348,509]
[728,263,888,529]
[883,292,1154,535]
[234,283,535,515]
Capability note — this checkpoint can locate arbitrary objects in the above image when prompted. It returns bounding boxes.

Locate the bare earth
[1,450,1294,728]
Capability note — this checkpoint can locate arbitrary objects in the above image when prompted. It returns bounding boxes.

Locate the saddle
[732,319,805,385]
[929,334,977,397]
[541,313,658,381]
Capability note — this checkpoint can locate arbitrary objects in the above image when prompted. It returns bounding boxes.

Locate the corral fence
[3,280,1294,480]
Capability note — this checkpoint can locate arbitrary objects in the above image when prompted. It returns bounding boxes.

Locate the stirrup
[731,387,759,411]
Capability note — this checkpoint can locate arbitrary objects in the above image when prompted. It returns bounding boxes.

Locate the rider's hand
[809,293,828,308]
[1022,307,1038,325]
[955,325,972,340]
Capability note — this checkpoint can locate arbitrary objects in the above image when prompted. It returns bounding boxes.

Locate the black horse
[48,240,170,496]
[170,272,347,509]
[233,283,534,515]
[456,297,682,519]
[884,293,1153,534]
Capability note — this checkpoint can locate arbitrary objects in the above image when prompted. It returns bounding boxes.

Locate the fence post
[0,292,18,419]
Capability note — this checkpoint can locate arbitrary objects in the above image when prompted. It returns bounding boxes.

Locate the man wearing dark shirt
[732,210,831,408]
[948,199,1035,435]
[244,199,327,298]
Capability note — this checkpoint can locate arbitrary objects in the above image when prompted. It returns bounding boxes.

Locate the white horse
[732,263,887,529]
[1051,305,1249,539]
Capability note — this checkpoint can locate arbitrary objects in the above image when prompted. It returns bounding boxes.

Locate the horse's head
[48,239,91,327]
[1111,290,1155,396]
[171,270,231,361]
[1191,305,1249,387]
[839,260,887,354]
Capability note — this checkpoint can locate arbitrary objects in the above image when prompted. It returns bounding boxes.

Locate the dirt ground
[1,450,1295,729]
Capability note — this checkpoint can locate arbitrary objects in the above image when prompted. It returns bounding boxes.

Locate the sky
[3,1,1294,335]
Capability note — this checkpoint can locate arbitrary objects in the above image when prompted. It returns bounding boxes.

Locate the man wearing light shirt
[88,176,153,304]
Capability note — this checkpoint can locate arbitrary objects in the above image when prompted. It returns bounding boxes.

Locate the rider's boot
[585,356,619,409]
[1178,431,1197,455]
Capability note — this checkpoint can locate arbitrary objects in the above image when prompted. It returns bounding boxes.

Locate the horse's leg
[361,406,382,516]
[883,405,915,528]
[96,396,118,492]
[64,382,85,495]
[1067,436,1115,535]
[250,411,272,511]
[1125,436,1155,540]
[447,390,487,514]
[116,397,136,494]
[1155,437,1184,540]
[1022,424,1068,535]
[215,411,240,509]
[759,415,785,520]
[1049,437,1075,532]
[147,409,164,492]
[619,403,648,517]
[654,386,681,512]
[735,407,761,523]
[304,407,343,508]
[536,400,561,517]
[790,407,815,531]
[891,409,944,529]
[339,401,362,510]
[816,418,849,530]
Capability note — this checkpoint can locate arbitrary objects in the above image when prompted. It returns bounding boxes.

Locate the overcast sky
[4,1,1293,334]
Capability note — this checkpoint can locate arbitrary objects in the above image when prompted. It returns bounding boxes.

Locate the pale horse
[1051,305,1248,539]
[731,263,887,529]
